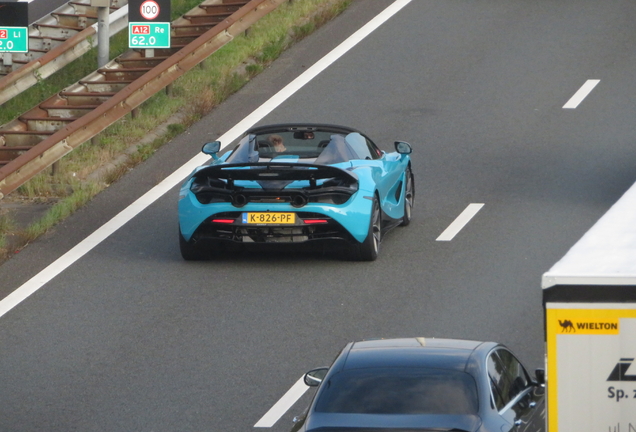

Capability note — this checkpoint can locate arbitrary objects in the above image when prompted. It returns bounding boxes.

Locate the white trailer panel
[543,182,636,432]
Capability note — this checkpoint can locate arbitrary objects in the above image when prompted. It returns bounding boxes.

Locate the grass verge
[0,0,351,261]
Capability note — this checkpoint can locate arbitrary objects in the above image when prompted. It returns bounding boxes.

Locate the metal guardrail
[0,0,129,106]
[0,0,286,199]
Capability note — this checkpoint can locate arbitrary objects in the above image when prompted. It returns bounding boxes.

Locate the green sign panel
[0,27,28,53]
[128,22,170,49]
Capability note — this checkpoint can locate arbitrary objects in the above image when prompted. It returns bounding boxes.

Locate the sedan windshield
[314,367,478,415]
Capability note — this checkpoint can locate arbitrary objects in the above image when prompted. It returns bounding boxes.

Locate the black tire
[349,195,381,261]
[400,166,415,227]
[179,230,208,261]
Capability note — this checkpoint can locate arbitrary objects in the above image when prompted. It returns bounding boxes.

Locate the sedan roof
[343,338,487,372]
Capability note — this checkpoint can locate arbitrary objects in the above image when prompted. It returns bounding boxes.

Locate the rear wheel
[179,230,208,261]
[400,166,414,227]
[349,195,381,261]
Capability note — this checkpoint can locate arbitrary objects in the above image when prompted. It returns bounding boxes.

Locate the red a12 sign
[131,25,150,34]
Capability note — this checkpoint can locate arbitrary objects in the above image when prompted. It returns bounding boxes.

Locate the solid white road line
[563,79,600,109]
[0,0,413,315]
[436,203,484,241]
[254,376,309,428]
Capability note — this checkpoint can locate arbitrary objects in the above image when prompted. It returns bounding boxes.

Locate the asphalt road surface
[2,0,636,431]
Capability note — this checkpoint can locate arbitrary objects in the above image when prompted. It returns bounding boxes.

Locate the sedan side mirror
[395,141,412,154]
[534,368,546,386]
[202,141,221,159]
[304,367,329,387]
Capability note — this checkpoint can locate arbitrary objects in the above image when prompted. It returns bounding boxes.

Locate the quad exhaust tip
[291,194,308,208]
[232,194,248,207]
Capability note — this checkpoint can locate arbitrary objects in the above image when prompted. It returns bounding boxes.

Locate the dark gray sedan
[292,338,545,432]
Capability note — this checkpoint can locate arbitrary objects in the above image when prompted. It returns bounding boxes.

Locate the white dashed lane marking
[563,79,600,109]
[436,203,484,241]
[254,376,309,428]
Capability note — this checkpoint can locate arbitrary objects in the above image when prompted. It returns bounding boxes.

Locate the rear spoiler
[191,162,358,186]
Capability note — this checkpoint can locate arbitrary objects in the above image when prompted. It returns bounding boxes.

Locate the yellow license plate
[242,212,296,224]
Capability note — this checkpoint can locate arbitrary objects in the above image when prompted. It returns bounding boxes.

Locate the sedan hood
[305,413,481,432]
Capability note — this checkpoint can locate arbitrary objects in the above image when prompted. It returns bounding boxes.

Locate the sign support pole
[2,52,11,74]
[97,6,109,67]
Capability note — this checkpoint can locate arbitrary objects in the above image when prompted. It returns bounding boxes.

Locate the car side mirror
[202,141,221,159]
[395,141,412,154]
[304,367,329,387]
[534,368,545,386]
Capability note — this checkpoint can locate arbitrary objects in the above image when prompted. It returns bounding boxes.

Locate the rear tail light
[303,219,328,224]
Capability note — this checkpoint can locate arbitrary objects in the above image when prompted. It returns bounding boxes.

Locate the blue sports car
[178,123,414,261]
